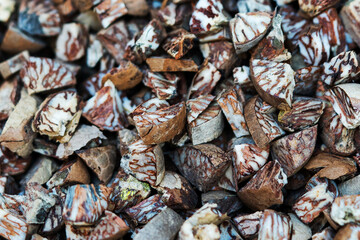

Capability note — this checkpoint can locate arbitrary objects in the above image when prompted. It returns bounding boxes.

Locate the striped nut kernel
[294,66,322,95]
[56,23,88,62]
[0,146,31,176]
[288,213,312,240]
[293,177,338,223]
[258,210,292,240]
[312,226,335,240]
[340,0,360,48]
[0,50,29,79]
[238,160,288,211]
[173,144,230,192]
[233,211,263,239]
[40,196,64,235]
[217,165,236,192]
[162,29,196,59]
[299,0,340,17]
[236,0,272,13]
[32,90,81,143]
[94,0,128,28]
[233,66,253,90]
[84,71,107,97]
[20,57,76,95]
[131,98,170,118]
[201,191,242,215]
[86,34,103,68]
[250,59,295,110]
[186,94,215,124]
[229,11,273,54]
[18,0,61,36]
[0,209,27,240]
[333,223,360,240]
[189,0,228,35]
[330,195,360,226]
[143,72,180,100]
[120,139,165,186]
[0,80,17,121]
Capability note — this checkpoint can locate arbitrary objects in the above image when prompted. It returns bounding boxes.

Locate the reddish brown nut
[0,209,28,240]
[341,0,360,48]
[143,72,180,100]
[94,0,128,28]
[330,195,360,226]
[146,57,198,72]
[258,210,292,240]
[293,177,338,223]
[333,223,360,240]
[162,29,196,59]
[229,11,273,54]
[131,98,170,117]
[294,66,322,95]
[56,23,88,62]
[299,0,339,17]
[233,211,263,239]
[238,160,287,210]
[236,0,272,13]
[186,94,215,124]
[244,96,285,149]
[0,146,31,176]
[0,1,15,22]
[0,51,29,79]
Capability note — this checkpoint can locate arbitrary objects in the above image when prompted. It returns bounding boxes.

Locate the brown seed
[258,209,292,240]
[298,0,340,17]
[94,0,128,28]
[162,29,196,59]
[233,211,263,239]
[146,57,198,72]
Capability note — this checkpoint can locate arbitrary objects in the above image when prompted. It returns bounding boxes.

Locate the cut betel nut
[186,94,215,124]
[333,224,360,240]
[0,146,31,176]
[143,72,181,100]
[312,226,336,240]
[218,221,243,239]
[289,213,312,240]
[0,209,28,239]
[157,3,191,28]
[0,0,15,23]
[299,0,340,17]
[233,211,263,239]
[0,50,29,79]
[237,160,288,210]
[258,209,292,240]
[123,0,149,16]
[173,144,230,192]
[341,0,360,48]
[294,66,322,96]
[0,78,20,121]
[330,195,360,226]
[233,66,254,92]
[201,190,242,215]
[94,0,128,28]
[162,29,196,59]
[20,156,59,186]
[146,57,198,72]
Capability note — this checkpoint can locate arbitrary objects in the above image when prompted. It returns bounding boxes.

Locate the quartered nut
[244,96,285,149]
[0,209,28,240]
[293,177,338,223]
[312,226,335,240]
[40,196,64,235]
[56,23,87,61]
[333,223,360,240]
[146,57,198,72]
[305,153,357,180]
[229,11,272,54]
[155,171,198,210]
[330,195,360,226]
[233,211,263,239]
[86,35,103,68]
[0,50,29,79]
[143,72,180,100]
[217,165,236,192]
[219,220,243,240]
[299,0,340,17]
[0,79,18,121]
[94,0,128,28]
[238,160,287,210]
[250,59,295,110]
[294,66,322,96]
[0,0,15,22]
[20,157,59,186]
[289,213,312,240]
[179,203,228,240]
[186,94,215,124]
[201,190,242,215]
[162,29,196,59]
[20,57,76,95]
[18,0,61,36]
[32,90,81,143]
[341,0,360,48]
[63,184,109,225]
[120,139,165,186]
[189,0,228,35]
[131,98,170,117]
[258,209,292,240]
[173,144,230,192]
[125,194,166,225]
[65,224,93,240]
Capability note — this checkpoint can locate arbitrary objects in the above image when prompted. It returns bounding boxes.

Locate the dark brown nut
[40,196,64,235]
[46,159,90,188]
[82,80,127,131]
[56,23,88,62]
[0,1,16,22]
[0,51,29,79]
[83,71,107,97]
[146,58,198,72]
[233,211,263,239]
[108,169,150,213]
[250,59,295,110]
[201,190,242,215]
[0,79,18,121]
[305,153,357,180]
[312,226,335,240]
[94,0,128,28]
[0,146,31,176]
[179,203,228,240]
[0,209,28,240]
[124,19,166,64]
[70,0,95,12]
[186,94,215,124]
[20,57,76,95]
[244,96,285,149]
[97,21,130,64]
[294,66,322,96]
[20,157,59,186]
[341,0,360,48]
[86,35,103,68]
[18,0,61,36]
[76,145,116,184]
[289,213,312,240]
[219,221,243,240]
[32,91,81,143]
[217,89,249,138]
[330,195,360,226]
[229,11,272,54]
[173,144,230,191]
[125,194,166,224]
[0,176,18,194]
[293,177,338,223]
[123,0,149,16]
[271,125,318,177]
[299,0,339,17]
[0,92,38,158]
[189,0,228,35]
[278,97,324,132]
[162,29,196,59]
[258,210,292,240]
[333,223,360,240]
[155,171,198,210]
[133,207,184,240]
[143,72,180,100]
[238,160,287,210]
[120,139,165,186]
[63,184,109,225]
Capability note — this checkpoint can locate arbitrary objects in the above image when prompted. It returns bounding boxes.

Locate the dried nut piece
[124,19,166,64]
[155,171,198,210]
[120,139,165,186]
[0,176,18,194]
[20,157,59,186]
[18,0,61,36]
[305,153,357,180]
[341,0,360,48]
[312,226,335,240]
[289,213,312,240]
[299,0,339,17]
[330,195,360,226]
[0,208,28,240]
[63,184,109,225]
[294,66,322,95]
[233,66,253,91]
[238,160,287,210]
[86,35,103,68]
[0,146,31,176]
[0,80,18,121]
[65,224,93,239]
[179,203,228,240]
[84,71,107,97]
[278,97,325,132]
[131,98,170,117]
[56,23,88,62]
[40,195,64,235]
[83,80,127,131]
[233,211,262,239]
[125,194,166,224]
[20,57,76,95]
[236,0,272,13]
[133,102,186,144]
[123,0,149,16]
[229,12,272,54]
[32,91,81,143]
[219,221,243,240]
[146,58,198,72]
[258,210,292,240]
[144,72,180,100]
[271,125,318,177]
[189,0,228,35]
[173,144,230,191]
[250,59,295,110]
[94,0,128,28]
[0,0,15,22]
[46,159,90,188]
[293,177,338,223]
[244,96,285,149]
[162,29,196,59]
[186,94,215,124]
[201,191,242,215]
[101,60,143,90]
[217,89,249,138]
[0,92,38,158]
[0,51,29,79]
[334,223,360,240]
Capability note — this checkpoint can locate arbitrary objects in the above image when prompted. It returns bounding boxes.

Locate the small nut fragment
[94,0,128,28]
[146,57,198,72]
[123,0,149,16]
[330,195,360,226]
[201,190,242,215]
[0,0,15,23]
[0,50,29,79]
[20,157,59,186]
[258,209,292,240]
[289,213,312,240]
[312,226,335,240]
[0,209,28,240]
[0,146,31,176]
[333,223,360,240]
[299,0,339,17]
[233,211,263,239]
[0,79,19,121]
[86,35,103,68]
[341,0,360,48]
[162,29,196,59]
[144,72,180,100]
[294,66,322,95]
[186,94,215,124]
